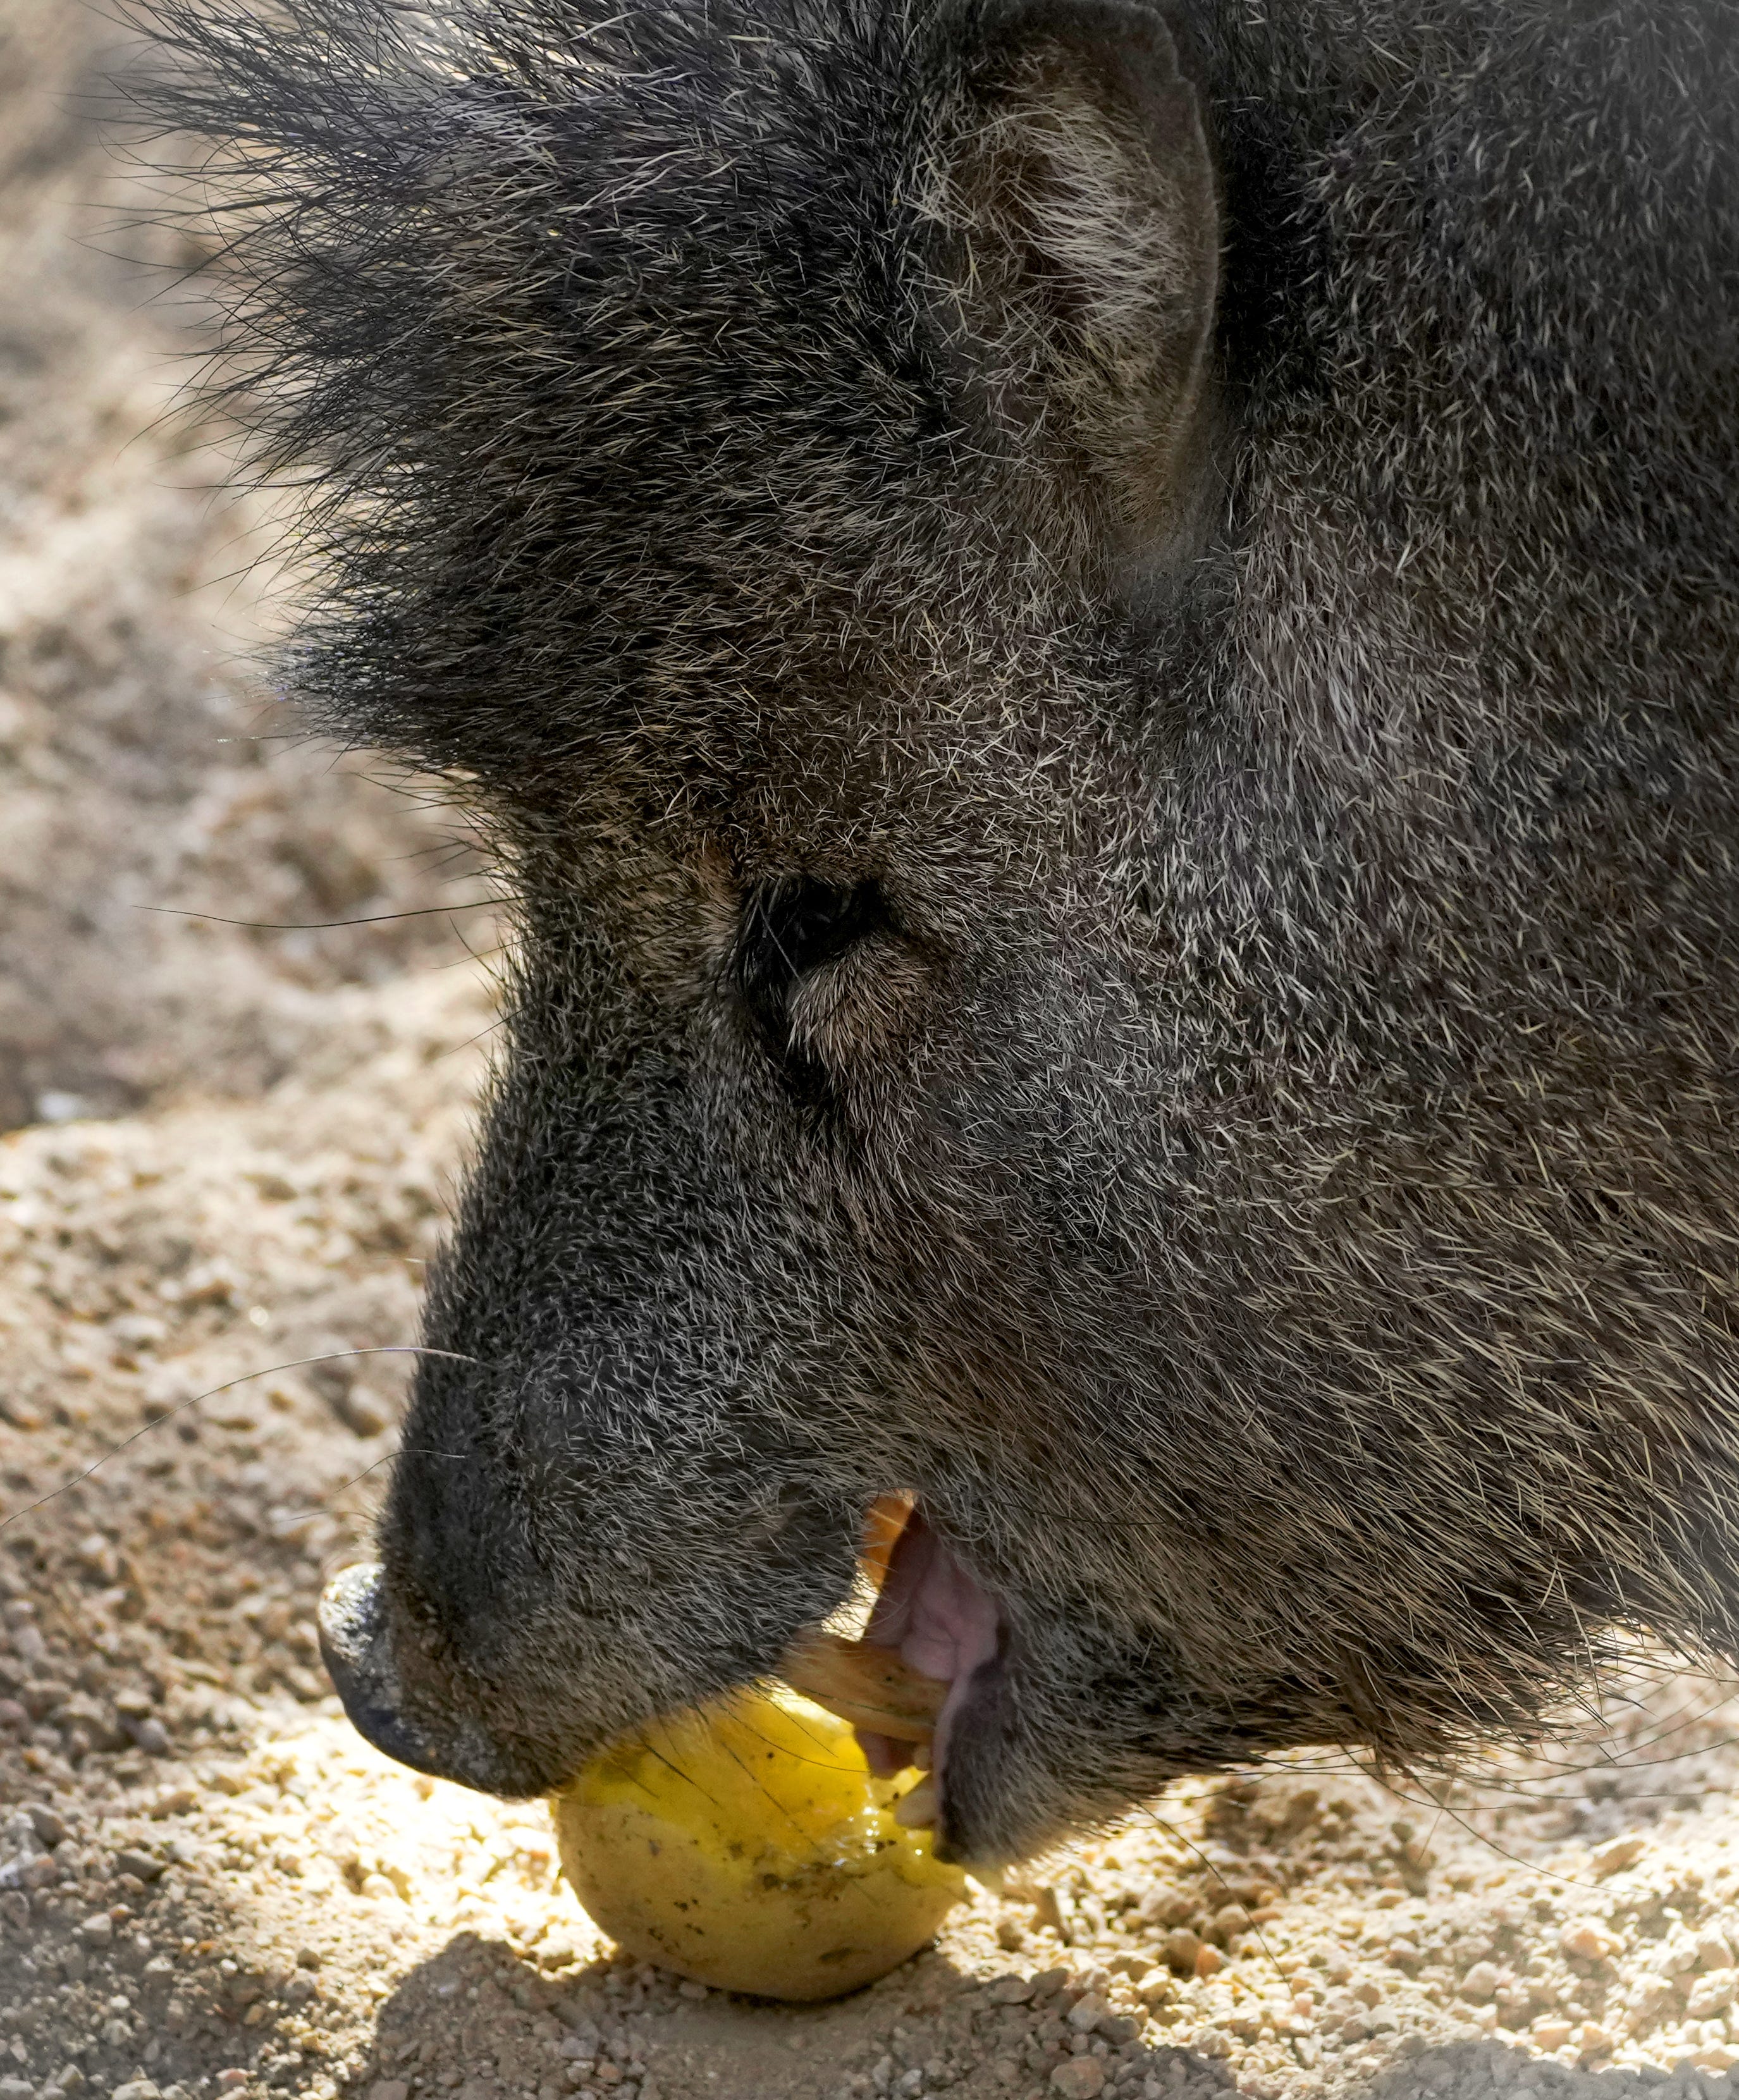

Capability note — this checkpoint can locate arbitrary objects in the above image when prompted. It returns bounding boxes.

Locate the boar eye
[734,875,890,1076]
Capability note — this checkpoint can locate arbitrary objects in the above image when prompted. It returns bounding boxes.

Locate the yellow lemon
[550,1682,965,2000]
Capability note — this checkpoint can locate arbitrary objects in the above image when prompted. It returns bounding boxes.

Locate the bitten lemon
[550,1683,965,2000]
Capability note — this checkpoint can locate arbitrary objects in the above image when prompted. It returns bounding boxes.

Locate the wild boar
[136,0,1739,1864]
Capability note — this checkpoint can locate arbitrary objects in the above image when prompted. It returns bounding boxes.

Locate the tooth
[780,1630,945,1740]
[894,1776,938,1828]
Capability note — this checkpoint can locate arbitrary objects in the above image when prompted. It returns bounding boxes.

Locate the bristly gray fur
[128,0,1739,1864]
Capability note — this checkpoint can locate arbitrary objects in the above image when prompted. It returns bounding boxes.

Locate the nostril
[317,1561,388,1676]
[317,1561,438,1776]
[317,1563,558,1798]
[317,1562,459,1783]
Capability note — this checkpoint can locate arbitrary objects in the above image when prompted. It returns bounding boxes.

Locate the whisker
[267,1443,473,1532]
[137,900,510,931]
[0,1346,479,1533]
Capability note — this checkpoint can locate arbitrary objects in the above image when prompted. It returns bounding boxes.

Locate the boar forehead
[251,6,1019,795]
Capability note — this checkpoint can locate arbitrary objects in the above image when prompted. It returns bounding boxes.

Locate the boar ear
[933,0,1220,579]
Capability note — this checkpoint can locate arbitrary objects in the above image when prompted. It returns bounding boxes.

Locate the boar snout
[317,1562,556,1795]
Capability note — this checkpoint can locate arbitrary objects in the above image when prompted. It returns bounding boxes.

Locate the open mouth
[780,1501,1004,1839]
[321,1497,1005,1840]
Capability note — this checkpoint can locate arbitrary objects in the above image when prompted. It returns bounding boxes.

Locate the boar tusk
[778,1629,946,1743]
[892,1774,939,1828]
[861,1490,915,1591]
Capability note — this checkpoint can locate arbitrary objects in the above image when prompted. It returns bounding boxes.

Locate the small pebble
[25,1802,66,1846]
[1050,2062,1107,2099]
[1461,1961,1502,2001]
[1687,1973,1736,2018]
[1592,1835,1650,1878]
[1562,1921,1625,1963]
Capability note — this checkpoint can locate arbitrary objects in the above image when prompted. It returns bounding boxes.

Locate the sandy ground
[8,10,1739,2100]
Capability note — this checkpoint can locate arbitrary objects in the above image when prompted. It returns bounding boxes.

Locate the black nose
[317,1563,528,1793]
